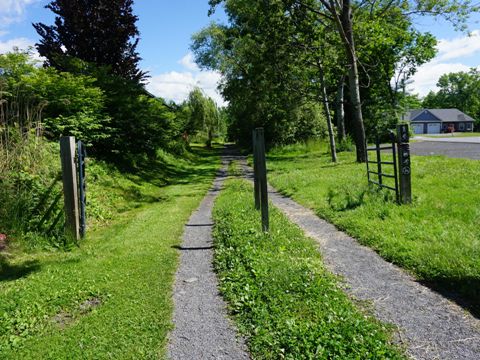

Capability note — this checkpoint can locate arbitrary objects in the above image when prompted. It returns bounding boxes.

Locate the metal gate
[366,132,400,203]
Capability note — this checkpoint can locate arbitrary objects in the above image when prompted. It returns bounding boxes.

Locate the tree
[352,7,437,137]
[292,0,477,161]
[423,69,480,125]
[186,88,222,148]
[194,1,330,148]
[0,50,110,146]
[34,0,146,83]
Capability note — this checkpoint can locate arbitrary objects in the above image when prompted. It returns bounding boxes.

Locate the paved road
[410,141,480,160]
[413,136,480,143]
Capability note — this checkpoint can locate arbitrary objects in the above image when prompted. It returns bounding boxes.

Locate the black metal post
[77,141,87,238]
[390,132,400,203]
[252,130,260,210]
[255,128,269,232]
[365,139,371,184]
[396,124,412,204]
[376,136,383,186]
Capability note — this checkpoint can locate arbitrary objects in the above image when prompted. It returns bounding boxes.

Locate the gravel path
[167,152,250,360]
[239,160,480,360]
[410,141,480,160]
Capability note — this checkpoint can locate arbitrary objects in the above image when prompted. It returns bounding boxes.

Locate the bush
[0,51,111,147]
[0,136,66,248]
[336,135,355,152]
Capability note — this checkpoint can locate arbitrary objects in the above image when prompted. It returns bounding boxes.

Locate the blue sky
[0,0,479,105]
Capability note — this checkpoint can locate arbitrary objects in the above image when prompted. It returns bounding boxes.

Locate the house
[406,109,475,134]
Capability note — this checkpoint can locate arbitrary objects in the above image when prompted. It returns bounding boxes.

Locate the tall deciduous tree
[34,0,146,83]
[293,0,477,162]
[194,1,329,148]
[187,88,221,148]
[423,69,480,124]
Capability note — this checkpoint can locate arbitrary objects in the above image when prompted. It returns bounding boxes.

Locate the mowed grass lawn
[0,146,219,359]
[266,143,480,315]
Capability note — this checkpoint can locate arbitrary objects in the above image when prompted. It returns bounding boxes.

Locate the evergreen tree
[34,0,146,83]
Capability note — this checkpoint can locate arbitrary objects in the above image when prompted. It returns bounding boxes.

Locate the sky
[0,0,479,105]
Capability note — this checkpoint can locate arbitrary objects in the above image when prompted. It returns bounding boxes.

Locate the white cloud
[411,62,472,96]
[178,52,199,72]
[0,0,39,28]
[0,37,43,62]
[146,53,225,106]
[410,30,480,97]
[0,37,33,53]
[436,30,480,62]
[147,70,225,106]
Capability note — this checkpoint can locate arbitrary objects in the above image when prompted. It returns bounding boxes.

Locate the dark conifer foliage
[34,0,147,83]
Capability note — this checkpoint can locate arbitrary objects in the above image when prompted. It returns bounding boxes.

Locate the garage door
[412,123,424,134]
[427,123,441,134]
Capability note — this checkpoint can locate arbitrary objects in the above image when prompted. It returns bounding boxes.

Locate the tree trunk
[340,0,366,162]
[336,75,346,142]
[318,62,337,163]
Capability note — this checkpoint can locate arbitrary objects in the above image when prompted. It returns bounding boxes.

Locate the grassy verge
[0,146,220,359]
[212,179,405,359]
[266,142,480,316]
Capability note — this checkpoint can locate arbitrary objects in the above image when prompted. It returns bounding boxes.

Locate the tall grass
[0,84,64,248]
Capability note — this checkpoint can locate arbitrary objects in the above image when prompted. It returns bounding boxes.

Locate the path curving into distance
[167,149,250,360]
[240,159,480,360]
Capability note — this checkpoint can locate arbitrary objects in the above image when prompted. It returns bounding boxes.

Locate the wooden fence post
[255,128,269,232]
[60,136,80,241]
[396,124,412,204]
[252,129,260,210]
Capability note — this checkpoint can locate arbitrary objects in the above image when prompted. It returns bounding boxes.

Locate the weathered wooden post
[60,136,80,241]
[252,130,260,210]
[396,124,412,204]
[255,128,269,232]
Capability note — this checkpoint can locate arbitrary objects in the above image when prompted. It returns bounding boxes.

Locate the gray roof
[409,109,475,122]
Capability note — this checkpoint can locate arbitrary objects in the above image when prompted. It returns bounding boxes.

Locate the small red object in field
[0,234,6,241]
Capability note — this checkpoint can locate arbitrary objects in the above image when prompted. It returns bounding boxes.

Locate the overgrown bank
[266,142,480,316]
[0,146,220,358]
[0,49,226,250]
[212,179,405,359]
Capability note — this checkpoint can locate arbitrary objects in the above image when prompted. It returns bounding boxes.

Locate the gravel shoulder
[167,151,249,360]
[240,159,480,360]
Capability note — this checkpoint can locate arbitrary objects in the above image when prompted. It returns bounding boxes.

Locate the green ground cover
[213,179,405,359]
[265,142,480,316]
[0,146,220,359]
